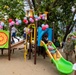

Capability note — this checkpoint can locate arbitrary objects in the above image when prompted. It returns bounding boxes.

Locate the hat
[67,37,71,41]
[48,41,52,43]
[68,37,71,39]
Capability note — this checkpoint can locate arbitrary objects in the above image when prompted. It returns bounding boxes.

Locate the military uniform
[63,39,75,62]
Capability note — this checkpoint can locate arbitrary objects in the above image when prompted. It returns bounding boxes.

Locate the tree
[0,0,25,20]
[30,0,76,42]
[0,0,26,36]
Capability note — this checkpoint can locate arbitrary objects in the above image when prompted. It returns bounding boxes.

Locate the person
[11,25,19,44]
[62,41,65,48]
[23,27,26,40]
[38,34,48,58]
[42,34,48,44]
[47,41,57,60]
[54,39,60,49]
[63,37,75,62]
[23,27,30,41]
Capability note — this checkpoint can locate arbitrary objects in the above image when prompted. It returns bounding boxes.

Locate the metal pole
[52,22,55,42]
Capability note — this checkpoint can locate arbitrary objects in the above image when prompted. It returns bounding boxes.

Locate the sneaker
[11,41,15,44]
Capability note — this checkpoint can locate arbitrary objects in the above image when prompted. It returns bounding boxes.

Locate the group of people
[42,34,76,62]
[11,25,76,62]
[11,25,27,44]
[42,34,60,60]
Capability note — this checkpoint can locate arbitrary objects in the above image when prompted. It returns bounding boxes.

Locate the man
[63,37,75,62]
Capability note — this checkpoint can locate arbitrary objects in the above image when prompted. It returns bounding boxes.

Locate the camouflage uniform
[63,39,75,62]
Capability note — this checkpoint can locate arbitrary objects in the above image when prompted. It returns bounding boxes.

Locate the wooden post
[29,28,32,59]
[1,48,3,55]
[34,21,37,64]
[8,26,11,60]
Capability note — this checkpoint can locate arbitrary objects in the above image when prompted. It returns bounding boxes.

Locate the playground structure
[0,22,74,74]
[24,24,36,60]
[0,30,10,59]
[23,23,73,74]
[0,10,75,74]
[0,29,24,60]
[38,26,52,46]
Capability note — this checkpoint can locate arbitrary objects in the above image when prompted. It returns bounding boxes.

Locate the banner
[0,30,9,48]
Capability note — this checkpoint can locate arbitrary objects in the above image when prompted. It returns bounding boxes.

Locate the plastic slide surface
[40,41,73,74]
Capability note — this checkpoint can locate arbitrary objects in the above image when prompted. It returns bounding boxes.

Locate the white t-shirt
[48,45,54,50]
[73,63,76,70]
[24,27,30,34]
[24,27,26,33]
[11,26,17,33]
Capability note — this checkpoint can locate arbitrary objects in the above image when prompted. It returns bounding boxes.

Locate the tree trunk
[27,0,32,9]
[63,8,76,42]
[63,25,71,42]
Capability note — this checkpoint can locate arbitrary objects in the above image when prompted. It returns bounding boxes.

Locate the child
[11,25,19,43]
[23,27,26,40]
[42,34,48,44]
[47,41,57,60]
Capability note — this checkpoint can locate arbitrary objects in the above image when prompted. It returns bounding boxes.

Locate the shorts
[12,32,16,37]
[50,50,56,54]
[23,33,26,39]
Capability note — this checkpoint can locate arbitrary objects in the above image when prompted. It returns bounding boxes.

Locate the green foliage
[0,0,76,40]
[0,0,25,19]
[0,0,25,37]
[34,0,76,41]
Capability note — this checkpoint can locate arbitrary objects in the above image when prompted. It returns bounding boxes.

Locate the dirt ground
[0,48,75,75]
